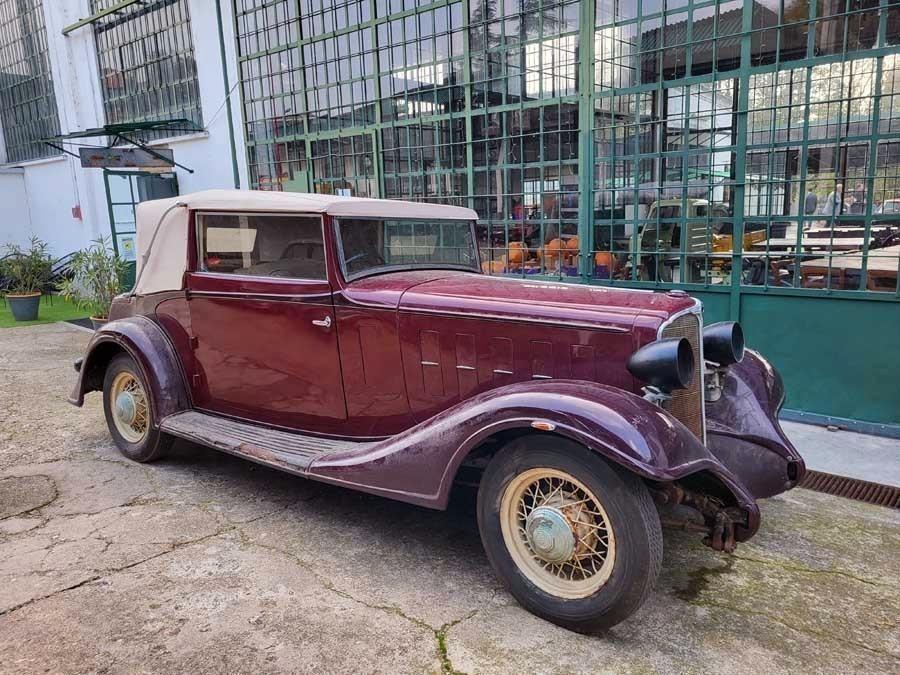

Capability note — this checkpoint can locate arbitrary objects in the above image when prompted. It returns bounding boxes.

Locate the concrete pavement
[1,323,898,674]
[782,420,900,487]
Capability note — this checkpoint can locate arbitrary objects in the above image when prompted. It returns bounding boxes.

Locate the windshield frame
[333,216,482,282]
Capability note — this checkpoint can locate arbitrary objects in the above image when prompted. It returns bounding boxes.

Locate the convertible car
[70,190,805,632]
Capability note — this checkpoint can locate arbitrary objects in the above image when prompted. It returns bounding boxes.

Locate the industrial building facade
[229,0,900,430]
[0,0,898,430]
[0,0,244,259]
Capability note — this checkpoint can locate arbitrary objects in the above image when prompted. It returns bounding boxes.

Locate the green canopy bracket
[62,0,142,36]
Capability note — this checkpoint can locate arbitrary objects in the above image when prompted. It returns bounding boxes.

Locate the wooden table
[799,244,900,291]
[751,238,866,252]
[804,226,893,237]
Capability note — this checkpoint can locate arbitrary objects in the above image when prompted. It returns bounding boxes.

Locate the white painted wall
[0,170,32,247]
[182,0,248,192]
[0,0,247,258]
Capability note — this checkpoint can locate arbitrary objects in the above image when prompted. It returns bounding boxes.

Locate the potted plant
[1,237,53,322]
[59,237,129,329]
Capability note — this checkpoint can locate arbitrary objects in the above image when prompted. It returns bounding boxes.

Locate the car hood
[391,271,697,330]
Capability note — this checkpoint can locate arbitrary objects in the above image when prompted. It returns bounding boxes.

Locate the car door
[186,211,347,433]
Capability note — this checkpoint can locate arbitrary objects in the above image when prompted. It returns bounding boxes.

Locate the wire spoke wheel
[109,371,149,444]
[500,468,616,599]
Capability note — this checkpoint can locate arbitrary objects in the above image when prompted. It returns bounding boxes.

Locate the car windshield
[337,218,480,279]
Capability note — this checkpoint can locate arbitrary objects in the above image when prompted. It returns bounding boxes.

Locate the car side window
[198,213,326,280]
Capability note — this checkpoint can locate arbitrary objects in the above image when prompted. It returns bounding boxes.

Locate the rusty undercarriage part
[651,483,748,553]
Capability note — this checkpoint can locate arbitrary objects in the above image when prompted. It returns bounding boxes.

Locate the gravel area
[1,323,898,674]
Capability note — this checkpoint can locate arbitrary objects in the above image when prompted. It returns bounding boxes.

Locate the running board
[159,410,370,473]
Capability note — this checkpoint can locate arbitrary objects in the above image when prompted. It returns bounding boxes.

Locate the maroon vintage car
[70,190,804,632]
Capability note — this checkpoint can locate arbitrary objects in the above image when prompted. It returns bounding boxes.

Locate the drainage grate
[799,470,900,509]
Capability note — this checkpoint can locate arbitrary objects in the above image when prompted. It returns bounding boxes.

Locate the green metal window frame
[230,0,900,301]
[309,132,377,196]
[89,0,203,142]
[0,0,61,164]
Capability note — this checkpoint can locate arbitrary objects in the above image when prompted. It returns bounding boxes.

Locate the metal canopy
[44,119,201,141]
[42,119,200,173]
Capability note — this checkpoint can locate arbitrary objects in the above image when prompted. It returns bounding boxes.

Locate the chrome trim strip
[493,369,514,375]
[655,298,704,339]
[698,311,708,446]
[485,274,656,294]
[455,365,475,371]
[532,374,552,380]
[400,307,630,333]
[657,298,706,445]
[420,361,440,367]
[187,289,333,301]
[191,271,330,285]
[333,294,402,311]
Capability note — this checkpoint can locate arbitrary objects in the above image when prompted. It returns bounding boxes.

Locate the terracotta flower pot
[7,292,41,321]
[90,316,108,330]
[541,238,565,268]
[594,251,615,268]
[481,260,505,274]
[594,251,616,279]
[507,242,528,266]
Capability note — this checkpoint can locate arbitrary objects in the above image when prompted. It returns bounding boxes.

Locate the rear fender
[69,315,190,425]
[308,379,760,538]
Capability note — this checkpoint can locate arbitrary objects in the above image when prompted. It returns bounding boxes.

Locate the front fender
[69,315,190,425]
[706,350,806,499]
[308,379,760,539]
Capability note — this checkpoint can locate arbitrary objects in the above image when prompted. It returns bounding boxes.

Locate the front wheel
[102,353,172,462]
[477,437,662,633]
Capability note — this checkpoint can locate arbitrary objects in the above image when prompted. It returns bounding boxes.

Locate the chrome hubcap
[115,392,136,426]
[109,371,149,444]
[500,468,617,599]
[525,506,575,563]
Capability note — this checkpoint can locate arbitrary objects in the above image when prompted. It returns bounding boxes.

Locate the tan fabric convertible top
[133,189,478,295]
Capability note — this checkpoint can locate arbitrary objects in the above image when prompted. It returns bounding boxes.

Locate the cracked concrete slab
[0,475,56,518]
[446,497,900,675]
[1,322,898,674]
[0,532,440,674]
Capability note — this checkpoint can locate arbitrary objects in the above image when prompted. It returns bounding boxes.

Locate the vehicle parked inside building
[626,199,768,283]
[70,190,805,632]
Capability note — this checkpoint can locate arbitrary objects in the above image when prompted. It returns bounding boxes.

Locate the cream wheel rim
[109,371,149,444]
[500,468,616,599]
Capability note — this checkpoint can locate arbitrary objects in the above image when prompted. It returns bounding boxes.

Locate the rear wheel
[102,353,172,462]
[477,436,662,633]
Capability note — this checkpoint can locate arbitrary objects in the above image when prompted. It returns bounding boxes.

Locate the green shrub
[58,237,129,319]
[1,237,53,295]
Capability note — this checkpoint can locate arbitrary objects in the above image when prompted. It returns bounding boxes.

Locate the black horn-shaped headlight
[703,321,745,366]
[627,337,694,392]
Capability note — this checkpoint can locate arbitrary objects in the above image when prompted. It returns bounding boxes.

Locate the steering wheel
[345,251,385,266]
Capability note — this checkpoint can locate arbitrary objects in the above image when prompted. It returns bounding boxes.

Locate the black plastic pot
[8,293,41,321]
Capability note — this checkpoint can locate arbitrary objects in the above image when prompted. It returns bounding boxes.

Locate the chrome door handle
[312,316,332,328]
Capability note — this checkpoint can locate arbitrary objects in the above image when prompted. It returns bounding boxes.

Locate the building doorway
[103,170,179,288]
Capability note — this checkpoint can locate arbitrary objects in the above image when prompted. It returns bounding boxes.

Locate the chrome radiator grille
[660,312,705,440]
